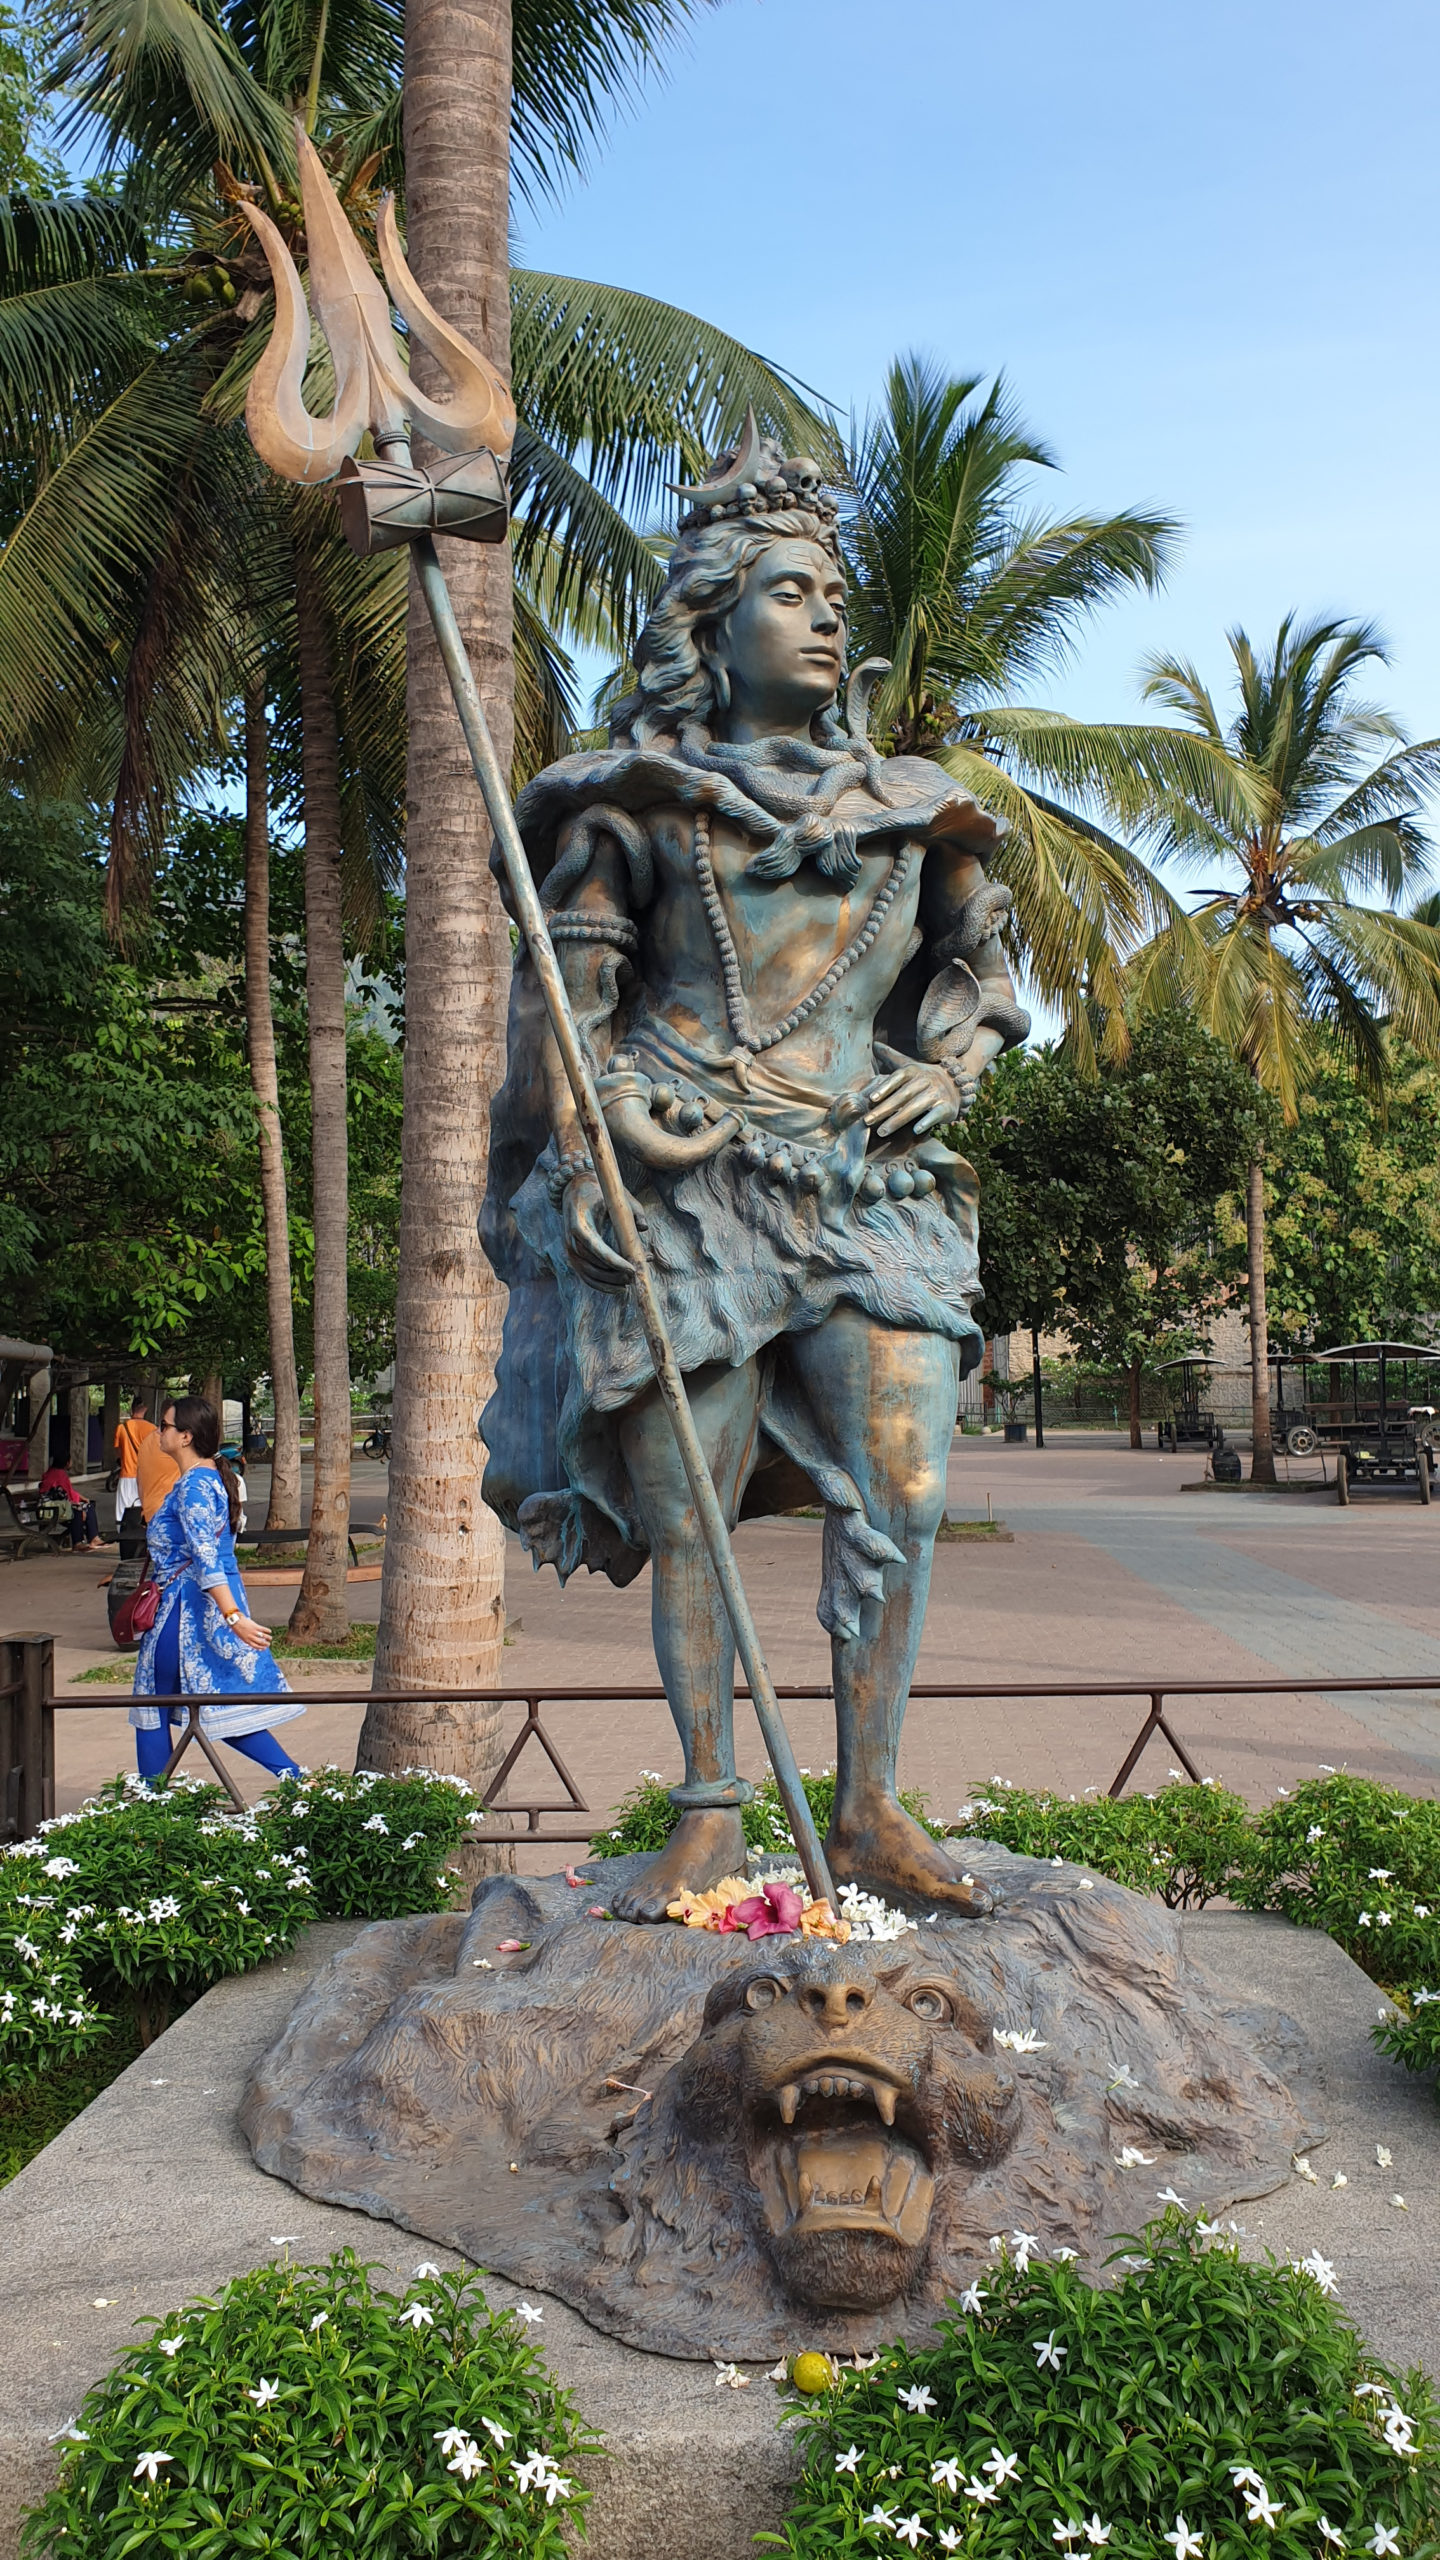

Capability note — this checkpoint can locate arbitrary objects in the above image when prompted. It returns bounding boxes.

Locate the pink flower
[728,1881,805,1939]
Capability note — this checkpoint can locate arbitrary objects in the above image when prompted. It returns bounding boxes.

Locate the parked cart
[1282,1340,1440,1505]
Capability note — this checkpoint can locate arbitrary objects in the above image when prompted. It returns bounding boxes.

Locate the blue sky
[521,0,1440,744]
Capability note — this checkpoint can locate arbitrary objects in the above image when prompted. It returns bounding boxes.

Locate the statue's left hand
[864,1050,963,1140]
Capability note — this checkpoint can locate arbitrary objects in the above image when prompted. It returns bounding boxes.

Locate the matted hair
[610,507,850,753]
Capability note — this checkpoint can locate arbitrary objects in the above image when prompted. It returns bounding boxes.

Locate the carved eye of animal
[904,1984,954,2024]
[744,1975,788,2012]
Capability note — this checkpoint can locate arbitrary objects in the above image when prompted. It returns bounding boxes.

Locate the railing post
[13,1632,54,1838]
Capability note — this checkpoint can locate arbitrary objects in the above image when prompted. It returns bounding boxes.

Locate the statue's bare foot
[826,1793,995,1919]
[611,1808,749,1923]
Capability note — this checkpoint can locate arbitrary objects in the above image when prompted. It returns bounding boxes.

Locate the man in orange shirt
[136,1425,180,1522]
[113,1397,153,1518]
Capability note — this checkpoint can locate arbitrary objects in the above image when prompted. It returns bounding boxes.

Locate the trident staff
[238,131,835,1909]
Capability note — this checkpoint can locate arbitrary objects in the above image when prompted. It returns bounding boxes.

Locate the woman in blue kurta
[130,1396,304,1781]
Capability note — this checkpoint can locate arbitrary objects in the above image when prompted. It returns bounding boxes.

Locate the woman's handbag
[110,1564,162,1648]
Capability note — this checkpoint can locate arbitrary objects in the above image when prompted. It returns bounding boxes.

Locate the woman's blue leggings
[136,1604,300,1781]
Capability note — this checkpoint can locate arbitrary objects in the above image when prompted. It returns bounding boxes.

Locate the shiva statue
[481,425,1029,1923]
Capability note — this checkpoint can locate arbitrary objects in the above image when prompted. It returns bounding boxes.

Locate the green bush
[765,2216,1440,2559]
[21,2250,598,2560]
[590,1767,942,1861]
[1376,1990,1440,2084]
[259,1765,480,1919]
[947,1779,1254,1909]
[1,1777,316,2069]
[1231,1773,1440,1977]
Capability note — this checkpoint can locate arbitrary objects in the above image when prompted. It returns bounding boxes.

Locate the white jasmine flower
[1077,1879,1095,1890]
[362,1814,389,1834]
[958,2283,987,2314]
[1366,2531,1400,2557]
[1114,2146,1155,2167]
[714,2362,749,2389]
[1369,1869,1392,1881]
[308,2312,329,2332]
[993,2027,1047,2052]
[1053,2523,1082,2546]
[1391,2195,1408,2209]
[1318,2520,1346,2548]
[1242,2486,1283,2529]
[1230,2467,1265,2491]
[479,2416,511,2448]
[1333,2172,1349,2187]
[447,2439,485,2480]
[398,2303,434,2329]
[1083,2519,1111,2546]
[1032,2332,1066,2371]
[132,2450,174,2481]
[1293,2251,1338,2294]
[836,2445,863,2473]
[536,2470,574,2506]
[1164,2521,1204,2559]
[897,2382,936,2413]
[1381,2406,1415,2454]
[1053,2245,1080,2262]
[1156,2187,1187,2207]
[930,2457,961,2491]
[1376,2146,1393,2167]
[982,2449,1020,2483]
[435,2426,471,2455]
[514,2301,544,2323]
[963,2477,998,2506]
[893,2520,929,2548]
[1306,1826,1325,1844]
[248,2378,281,2407]
[413,2262,440,2278]
[1293,2155,1319,2182]
[156,2337,184,2357]
[938,2533,962,2553]
[864,2507,897,2531]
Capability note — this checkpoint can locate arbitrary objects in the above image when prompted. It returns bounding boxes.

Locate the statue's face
[715,538,847,735]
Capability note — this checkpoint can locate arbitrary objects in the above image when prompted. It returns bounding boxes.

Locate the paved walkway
[9,1438,1439,1841]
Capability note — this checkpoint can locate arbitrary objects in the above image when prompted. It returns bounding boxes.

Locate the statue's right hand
[563,1172,635,1292]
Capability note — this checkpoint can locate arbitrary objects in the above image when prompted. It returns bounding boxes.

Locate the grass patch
[72,1659,134,1683]
[0,2015,143,2187]
[270,1622,377,1660]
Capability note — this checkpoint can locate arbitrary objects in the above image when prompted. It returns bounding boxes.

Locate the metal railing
[3,1640,1439,1844]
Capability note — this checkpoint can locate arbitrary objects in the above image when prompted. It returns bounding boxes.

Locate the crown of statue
[671,408,839,539]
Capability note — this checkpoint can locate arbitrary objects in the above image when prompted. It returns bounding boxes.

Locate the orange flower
[666,1878,752,1929]
[798,1898,851,1943]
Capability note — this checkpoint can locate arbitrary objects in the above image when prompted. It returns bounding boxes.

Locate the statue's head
[611,417,849,750]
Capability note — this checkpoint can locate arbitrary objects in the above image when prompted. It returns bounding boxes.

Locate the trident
[239,133,835,1908]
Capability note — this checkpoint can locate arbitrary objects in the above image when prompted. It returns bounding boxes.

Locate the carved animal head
[657,1949,1020,2312]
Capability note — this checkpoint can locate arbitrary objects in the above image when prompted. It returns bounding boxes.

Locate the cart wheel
[1286,1424,1318,1458]
[1336,1451,1349,1507]
[1420,1449,1433,1507]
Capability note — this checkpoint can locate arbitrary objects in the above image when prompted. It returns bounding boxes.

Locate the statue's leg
[609,1355,762,1923]
[788,1308,992,1917]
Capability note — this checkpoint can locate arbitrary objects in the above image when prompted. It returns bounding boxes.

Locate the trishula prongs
[238,123,516,490]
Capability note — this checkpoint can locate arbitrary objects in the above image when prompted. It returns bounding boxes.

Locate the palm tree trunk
[1246,1152,1277,1485]
[290,555,353,1643]
[243,685,304,1535]
[358,0,512,1792]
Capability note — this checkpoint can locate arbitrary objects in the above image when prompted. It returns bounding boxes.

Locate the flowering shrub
[594,1767,943,1859]
[1,1778,315,2073]
[765,2215,1440,2559]
[259,1765,481,1920]
[948,1780,1254,1909]
[20,2249,598,2560]
[1231,1774,1440,1976]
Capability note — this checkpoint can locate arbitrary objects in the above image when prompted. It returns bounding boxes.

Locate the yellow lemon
[790,2352,835,2394]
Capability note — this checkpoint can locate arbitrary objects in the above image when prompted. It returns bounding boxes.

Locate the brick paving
[12,1436,1440,1849]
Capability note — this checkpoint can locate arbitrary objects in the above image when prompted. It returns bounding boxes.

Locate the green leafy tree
[1223,1044,1440,1353]
[1125,617,1440,1478]
[962,1017,1268,1444]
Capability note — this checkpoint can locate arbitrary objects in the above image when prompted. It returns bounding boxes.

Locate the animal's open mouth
[750,2061,934,2255]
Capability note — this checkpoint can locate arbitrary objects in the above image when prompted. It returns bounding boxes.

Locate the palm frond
[509,422,669,654]
[977,706,1265,842]
[1317,906,1440,1060]
[1312,738,1440,844]
[513,582,580,788]
[508,0,712,209]
[54,0,293,200]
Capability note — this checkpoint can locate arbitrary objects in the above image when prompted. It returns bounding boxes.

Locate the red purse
[111,1566,162,1649]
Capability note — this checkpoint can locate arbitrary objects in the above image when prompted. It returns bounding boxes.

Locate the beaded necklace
[691,809,915,1056]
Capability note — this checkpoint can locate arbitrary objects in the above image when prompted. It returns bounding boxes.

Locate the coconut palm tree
[3,0,823,1726]
[841,355,1259,1057]
[1123,616,1440,1479]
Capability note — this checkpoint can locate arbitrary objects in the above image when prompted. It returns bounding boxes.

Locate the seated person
[38,1462,104,1550]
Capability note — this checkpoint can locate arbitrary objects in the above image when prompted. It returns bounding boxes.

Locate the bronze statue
[243,1854,1319,2359]
[483,428,1031,1922]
